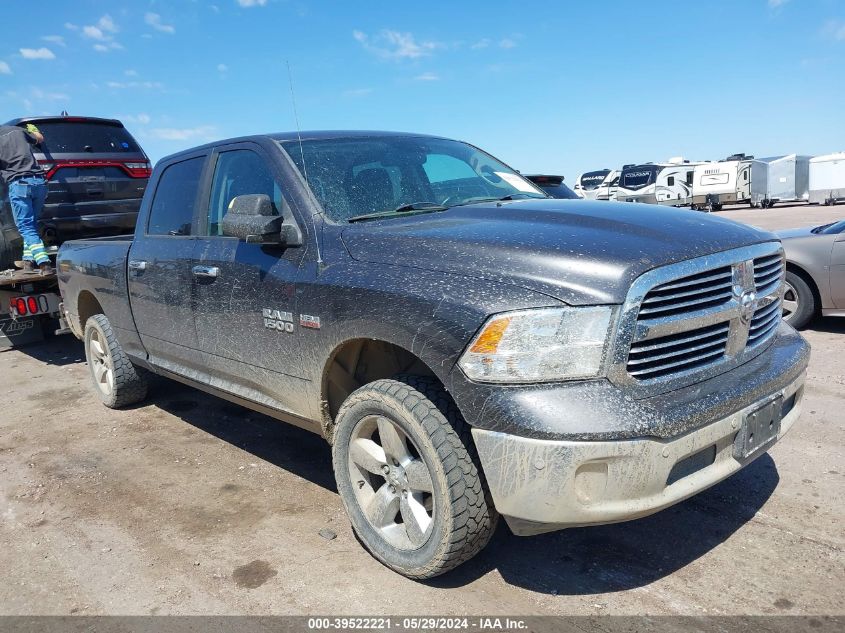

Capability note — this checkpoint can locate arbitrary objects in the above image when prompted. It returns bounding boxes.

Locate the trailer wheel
[332,375,497,579]
[84,314,149,408]
[782,272,816,330]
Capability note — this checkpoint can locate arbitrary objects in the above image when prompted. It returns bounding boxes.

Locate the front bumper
[473,372,803,535]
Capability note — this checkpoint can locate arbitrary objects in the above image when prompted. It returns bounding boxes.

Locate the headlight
[458,307,614,383]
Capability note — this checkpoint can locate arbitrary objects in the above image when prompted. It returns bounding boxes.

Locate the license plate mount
[733,396,783,461]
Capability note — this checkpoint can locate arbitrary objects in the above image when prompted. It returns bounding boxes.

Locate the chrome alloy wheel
[347,415,435,550]
[782,280,799,321]
[88,328,114,396]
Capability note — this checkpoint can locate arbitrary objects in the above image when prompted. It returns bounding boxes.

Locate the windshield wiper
[447,193,548,208]
[347,202,448,223]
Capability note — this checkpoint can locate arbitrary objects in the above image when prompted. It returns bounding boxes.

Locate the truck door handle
[192,265,219,279]
[128,260,147,271]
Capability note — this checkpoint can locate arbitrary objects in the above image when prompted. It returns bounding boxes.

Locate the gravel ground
[0,203,842,616]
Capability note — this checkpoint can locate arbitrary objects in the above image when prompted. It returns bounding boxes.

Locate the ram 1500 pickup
[58,131,810,579]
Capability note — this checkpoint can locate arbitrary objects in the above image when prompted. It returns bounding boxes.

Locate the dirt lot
[0,203,842,616]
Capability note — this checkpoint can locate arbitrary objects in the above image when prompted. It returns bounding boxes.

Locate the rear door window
[147,156,205,236]
[31,122,142,154]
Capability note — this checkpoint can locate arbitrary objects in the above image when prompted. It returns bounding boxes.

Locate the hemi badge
[300,314,321,329]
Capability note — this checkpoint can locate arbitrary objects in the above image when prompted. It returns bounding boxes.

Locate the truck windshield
[280,136,546,222]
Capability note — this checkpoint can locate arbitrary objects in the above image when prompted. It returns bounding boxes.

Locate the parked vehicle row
[575,150,845,210]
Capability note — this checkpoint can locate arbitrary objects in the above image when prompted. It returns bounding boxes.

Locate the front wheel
[782,272,816,329]
[332,376,497,579]
[84,314,149,408]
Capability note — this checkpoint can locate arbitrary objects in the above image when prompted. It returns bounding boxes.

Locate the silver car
[777,219,845,328]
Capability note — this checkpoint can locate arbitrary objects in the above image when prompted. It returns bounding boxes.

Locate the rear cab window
[147,157,205,236]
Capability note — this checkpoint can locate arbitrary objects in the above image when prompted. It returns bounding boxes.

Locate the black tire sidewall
[332,390,453,576]
[784,271,815,329]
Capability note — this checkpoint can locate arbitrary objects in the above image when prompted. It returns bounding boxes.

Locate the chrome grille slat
[629,323,730,353]
[628,347,726,378]
[654,267,732,292]
[641,281,735,305]
[623,245,785,384]
[637,290,733,317]
[628,334,729,366]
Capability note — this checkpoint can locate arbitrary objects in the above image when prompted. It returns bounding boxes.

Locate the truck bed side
[57,236,136,344]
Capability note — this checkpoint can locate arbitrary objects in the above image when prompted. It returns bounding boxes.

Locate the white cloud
[217,63,229,72]
[98,14,119,34]
[41,35,66,47]
[107,80,165,90]
[342,87,373,97]
[237,0,268,6]
[768,0,789,7]
[414,72,439,81]
[145,13,175,35]
[65,22,79,31]
[80,15,122,50]
[210,5,221,13]
[32,88,69,101]
[499,38,517,49]
[151,126,217,141]
[20,48,55,60]
[121,113,152,125]
[83,25,107,41]
[822,19,845,40]
[0,62,11,75]
[471,38,491,49]
[124,69,138,77]
[353,29,440,60]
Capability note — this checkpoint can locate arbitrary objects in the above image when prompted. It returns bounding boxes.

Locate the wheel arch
[320,337,448,441]
[76,290,105,333]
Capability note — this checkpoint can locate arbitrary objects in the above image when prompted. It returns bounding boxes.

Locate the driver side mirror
[221,194,302,246]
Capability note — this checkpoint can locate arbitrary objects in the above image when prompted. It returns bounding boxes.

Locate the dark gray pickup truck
[58,131,809,578]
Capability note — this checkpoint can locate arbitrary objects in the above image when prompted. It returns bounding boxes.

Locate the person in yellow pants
[0,123,52,274]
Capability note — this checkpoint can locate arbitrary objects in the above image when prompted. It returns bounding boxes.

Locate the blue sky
[1,0,844,179]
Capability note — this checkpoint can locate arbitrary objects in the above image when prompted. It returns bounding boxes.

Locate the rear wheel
[332,375,497,579]
[782,271,816,329]
[84,314,148,408]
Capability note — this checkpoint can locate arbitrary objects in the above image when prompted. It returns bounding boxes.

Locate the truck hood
[341,199,775,305]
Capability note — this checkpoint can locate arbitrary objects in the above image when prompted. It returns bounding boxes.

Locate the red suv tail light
[124,162,152,178]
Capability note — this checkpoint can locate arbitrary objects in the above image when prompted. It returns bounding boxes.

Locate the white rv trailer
[690,154,753,210]
[748,154,812,208]
[809,152,845,205]
[616,159,702,206]
[592,169,620,201]
[573,169,611,199]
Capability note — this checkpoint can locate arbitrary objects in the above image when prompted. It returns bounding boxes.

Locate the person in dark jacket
[0,123,51,273]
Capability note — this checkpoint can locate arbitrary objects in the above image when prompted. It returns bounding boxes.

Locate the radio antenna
[286,60,322,266]
[286,60,309,187]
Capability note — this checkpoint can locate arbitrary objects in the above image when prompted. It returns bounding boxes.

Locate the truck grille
[619,244,784,388]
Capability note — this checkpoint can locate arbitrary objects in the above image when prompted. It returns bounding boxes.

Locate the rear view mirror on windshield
[221,194,301,246]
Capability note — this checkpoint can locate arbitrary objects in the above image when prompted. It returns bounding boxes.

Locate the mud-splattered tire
[84,314,148,408]
[332,375,497,579]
